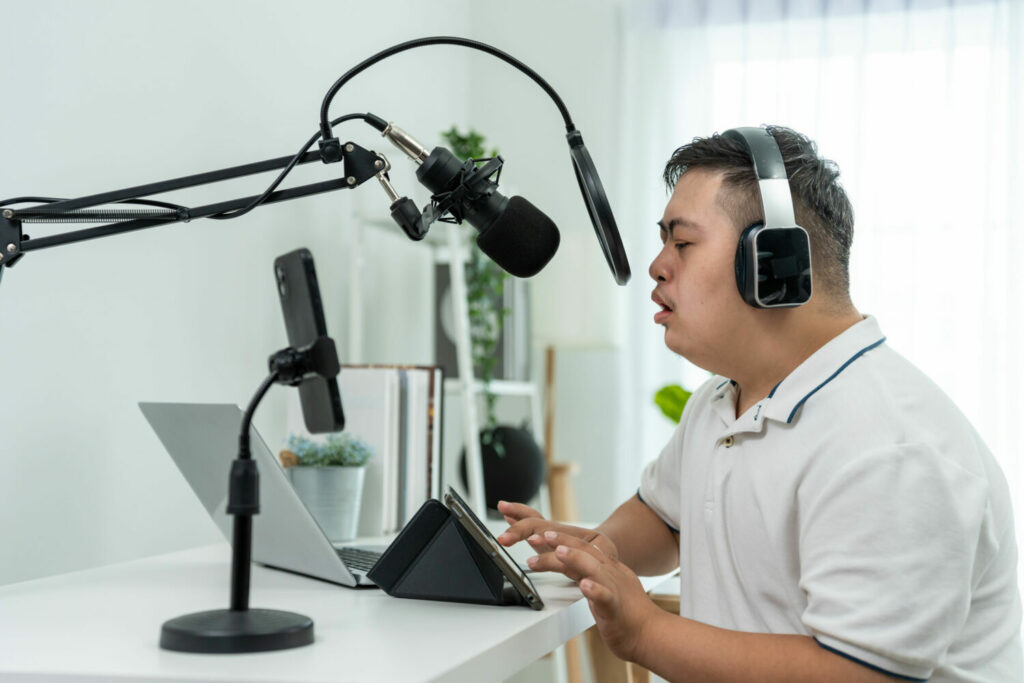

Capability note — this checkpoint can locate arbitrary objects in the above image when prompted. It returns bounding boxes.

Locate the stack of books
[283,364,444,535]
[330,365,444,536]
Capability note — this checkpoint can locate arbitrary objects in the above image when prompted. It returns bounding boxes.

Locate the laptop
[139,402,385,588]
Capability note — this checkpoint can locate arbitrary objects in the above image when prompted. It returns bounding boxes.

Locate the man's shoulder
[797,342,1000,484]
[809,342,968,433]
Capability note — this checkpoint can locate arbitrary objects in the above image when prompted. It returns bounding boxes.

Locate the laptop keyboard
[336,547,382,573]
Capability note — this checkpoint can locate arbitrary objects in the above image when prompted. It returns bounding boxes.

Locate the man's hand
[496,501,619,576]
[543,529,664,662]
[497,500,658,661]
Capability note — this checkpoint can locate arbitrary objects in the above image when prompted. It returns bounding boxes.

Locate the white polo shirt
[639,316,1022,682]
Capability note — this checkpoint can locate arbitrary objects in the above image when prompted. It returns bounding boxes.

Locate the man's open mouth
[652,292,673,322]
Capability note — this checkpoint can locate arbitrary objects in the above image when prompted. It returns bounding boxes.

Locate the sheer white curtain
[616,0,1024,568]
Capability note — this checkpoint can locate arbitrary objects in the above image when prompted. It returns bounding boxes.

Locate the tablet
[443,487,544,611]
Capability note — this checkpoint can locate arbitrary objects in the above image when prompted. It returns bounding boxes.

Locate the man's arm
[496,494,678,577]
[637,612,896,683]
[547,530,895,683]
[595,494,679,576]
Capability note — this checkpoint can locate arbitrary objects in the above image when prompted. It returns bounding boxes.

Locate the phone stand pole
[160,338,339,653]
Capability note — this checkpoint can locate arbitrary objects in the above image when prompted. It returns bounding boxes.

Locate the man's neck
[730,309,863,418]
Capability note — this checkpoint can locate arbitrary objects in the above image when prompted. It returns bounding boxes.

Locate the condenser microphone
[382,123,560,277]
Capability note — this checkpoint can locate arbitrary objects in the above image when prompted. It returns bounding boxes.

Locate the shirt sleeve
[798,442,991,680]
[638,432,682,533]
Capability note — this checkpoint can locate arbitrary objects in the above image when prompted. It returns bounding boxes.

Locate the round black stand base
[160,608,314,653]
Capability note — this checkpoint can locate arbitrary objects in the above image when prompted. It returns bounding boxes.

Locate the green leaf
[654,384,692,424]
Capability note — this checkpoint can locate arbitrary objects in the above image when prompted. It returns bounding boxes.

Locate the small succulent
[283,433,374,467]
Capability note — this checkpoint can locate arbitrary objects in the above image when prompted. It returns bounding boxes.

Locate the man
[498,126,1022,682]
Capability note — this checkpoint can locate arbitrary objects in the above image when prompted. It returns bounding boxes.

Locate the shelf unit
[348,213,545,517]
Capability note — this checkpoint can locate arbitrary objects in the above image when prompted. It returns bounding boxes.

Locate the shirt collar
[709,379,763,435]
[710,316,887,433]
[761,315,886,425]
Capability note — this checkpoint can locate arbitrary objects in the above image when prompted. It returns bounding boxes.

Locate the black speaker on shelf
[458,425,547,511]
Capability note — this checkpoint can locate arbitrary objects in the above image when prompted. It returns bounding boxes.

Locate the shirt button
[722,436,735,448]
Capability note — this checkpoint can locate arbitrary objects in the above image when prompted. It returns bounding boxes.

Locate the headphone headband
[722,127,796,228]
[723,126,812,308]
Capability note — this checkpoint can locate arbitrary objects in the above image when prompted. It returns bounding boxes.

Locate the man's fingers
[526,552,585,581]
[526,534,556,553]
[497,519,550,546]
[496,501,548,547]
[496,500,542,520]
[499,519,577,546]
[544,530,609,560]
[523,529,621,584]
[499,520,601,554]
[554,543,605,580]
[580,578,614,606]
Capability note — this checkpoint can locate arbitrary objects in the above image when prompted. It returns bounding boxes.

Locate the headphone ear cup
[736,223,813,308]
[735,223,761,305]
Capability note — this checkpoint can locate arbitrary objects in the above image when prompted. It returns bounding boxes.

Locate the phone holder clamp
[268,336,340,387]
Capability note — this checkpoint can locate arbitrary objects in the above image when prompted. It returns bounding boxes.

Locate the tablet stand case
[367,499,527,607]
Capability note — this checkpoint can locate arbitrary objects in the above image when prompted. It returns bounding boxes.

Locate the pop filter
[567,131,630,285]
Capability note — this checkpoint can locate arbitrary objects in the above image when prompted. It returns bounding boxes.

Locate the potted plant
[279,433,374,542]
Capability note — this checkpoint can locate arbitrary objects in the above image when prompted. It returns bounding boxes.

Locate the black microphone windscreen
[475,196,560,278]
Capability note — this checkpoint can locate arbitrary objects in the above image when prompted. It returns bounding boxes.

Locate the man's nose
[649,248,669,282]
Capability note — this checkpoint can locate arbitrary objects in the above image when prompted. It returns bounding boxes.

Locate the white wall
[465,0,628,350]
[0,0,478,586]
[0,0,635,588]
[457,1,641,521]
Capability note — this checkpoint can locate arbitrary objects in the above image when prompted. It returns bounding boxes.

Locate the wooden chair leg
[585,626,632,683]
[628,662,651,683]
[542,345,587,683]
[564,634,584,683]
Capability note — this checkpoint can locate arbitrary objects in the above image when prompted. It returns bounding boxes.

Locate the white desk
[0,543,668,682]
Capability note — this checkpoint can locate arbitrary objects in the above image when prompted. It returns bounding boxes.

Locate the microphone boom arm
[0,135,387,266]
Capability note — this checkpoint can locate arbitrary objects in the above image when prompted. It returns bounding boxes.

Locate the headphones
[722,127,812,308]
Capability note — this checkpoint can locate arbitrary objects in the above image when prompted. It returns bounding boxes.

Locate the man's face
[650,169,752,369]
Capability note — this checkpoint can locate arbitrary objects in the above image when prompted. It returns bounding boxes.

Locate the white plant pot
[288,466,366,543]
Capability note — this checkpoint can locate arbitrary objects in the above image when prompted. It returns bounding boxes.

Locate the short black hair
[663,126,854,302]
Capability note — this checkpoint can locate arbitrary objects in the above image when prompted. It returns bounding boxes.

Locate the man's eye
[675,242,690,251]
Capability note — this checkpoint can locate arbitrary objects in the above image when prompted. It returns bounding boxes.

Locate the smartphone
[442,486,544,610]
[273,248,344,433]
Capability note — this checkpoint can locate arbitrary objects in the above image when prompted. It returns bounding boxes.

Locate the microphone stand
[160,337,340,653]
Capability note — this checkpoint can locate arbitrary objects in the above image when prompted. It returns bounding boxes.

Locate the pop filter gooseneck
[318,36,631,285]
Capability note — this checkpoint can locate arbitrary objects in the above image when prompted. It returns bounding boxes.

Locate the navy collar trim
[785,337,886,424]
